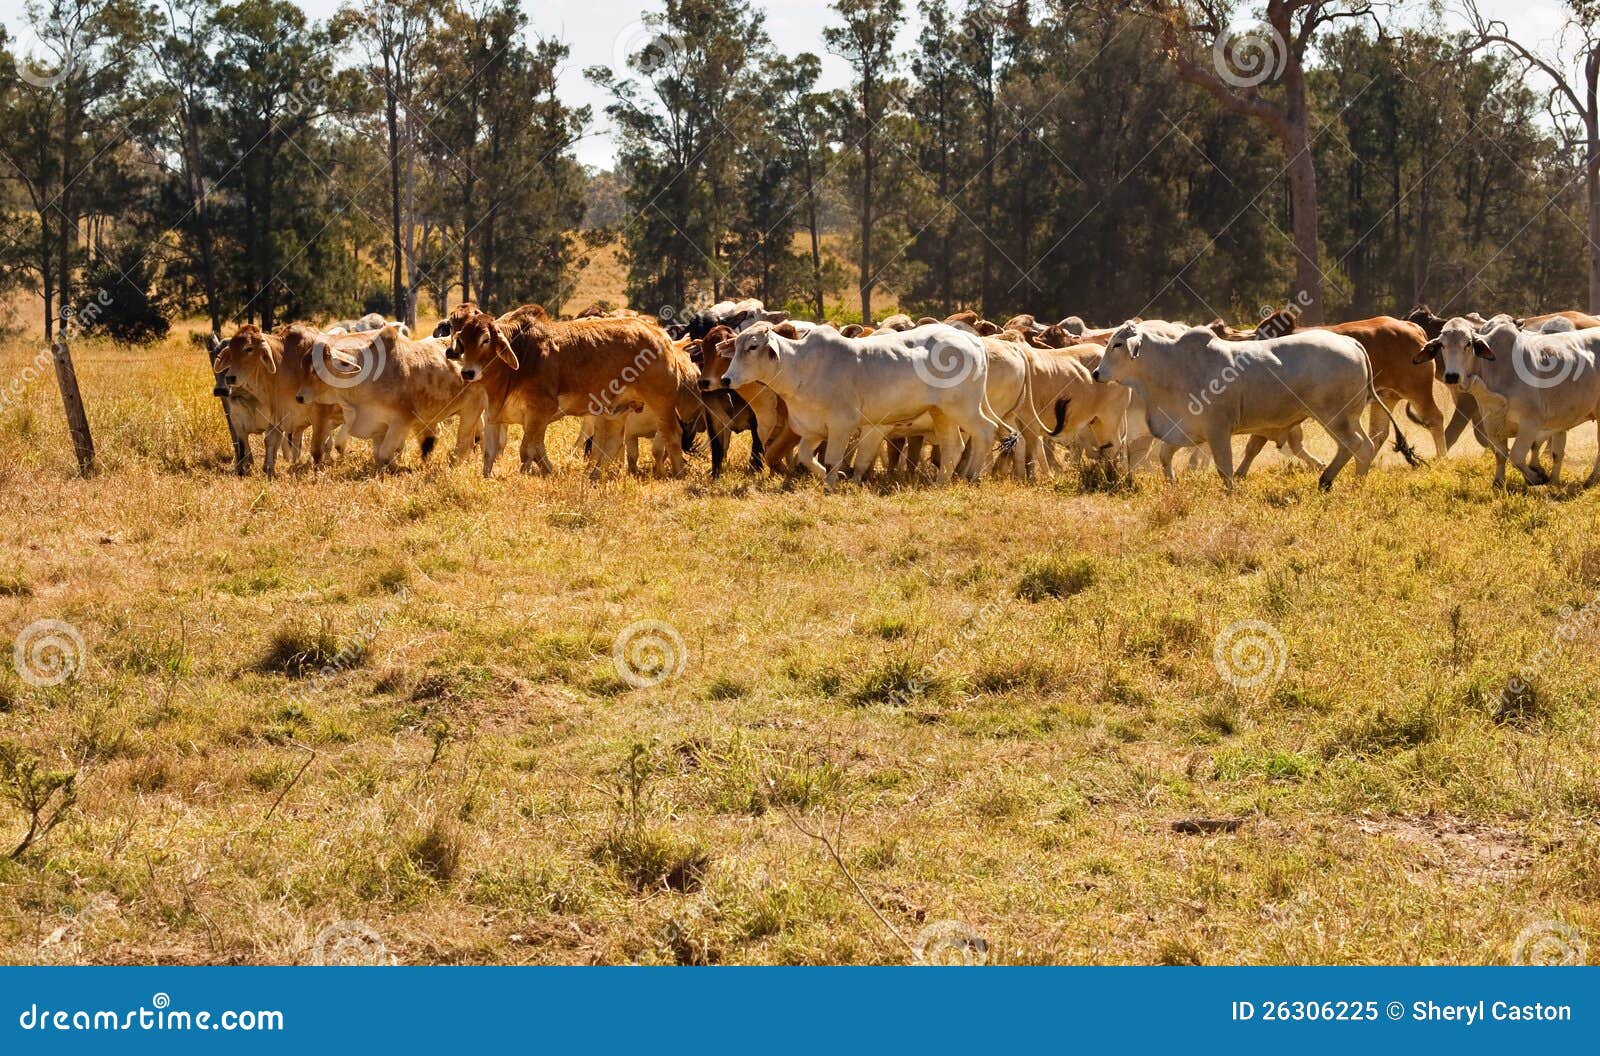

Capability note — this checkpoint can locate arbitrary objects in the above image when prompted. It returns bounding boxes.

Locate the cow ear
[1472,337,1495,360]
[491,325,519,369]
[262,339,281,373]
[715,338,735,356]
[1127,336,1141,358]
[1412,339,1440,365]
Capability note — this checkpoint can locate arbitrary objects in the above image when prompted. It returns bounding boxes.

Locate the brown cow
[445,302,696,477]
[213,324,342,476]
[293,329,485,470]
[1525,310,1600,330]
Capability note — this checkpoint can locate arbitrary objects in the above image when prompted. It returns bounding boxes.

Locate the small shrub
[1016,555,1096,601]
[257,620,363,678]
[0,740,77,859]
[848,654,945,706]
[409,814,465,884]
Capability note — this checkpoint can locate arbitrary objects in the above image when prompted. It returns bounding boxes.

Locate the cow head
[1092,322,1142,383]
[695,325,738,391]
[1421,317,1495,388]
[213,324,280,397]
[721,322,781,390]
[447,305,519,381]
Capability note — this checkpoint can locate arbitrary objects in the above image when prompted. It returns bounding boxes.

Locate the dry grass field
[1,323,1598,966]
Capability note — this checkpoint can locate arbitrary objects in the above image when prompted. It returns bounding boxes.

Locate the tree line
[601,0,1599,325]
[0,0,587,341]
[0,0,1595,346]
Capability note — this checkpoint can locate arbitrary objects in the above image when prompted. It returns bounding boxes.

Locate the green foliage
[0,740,78,860]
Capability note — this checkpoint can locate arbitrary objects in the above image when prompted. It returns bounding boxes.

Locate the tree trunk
[1286,141,1324,323]
[805,152,823,322]
[385,60,406,324]
[1588,134,1599,314]
[859,66,875,324]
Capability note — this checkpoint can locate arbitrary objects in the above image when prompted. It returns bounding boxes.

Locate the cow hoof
[1521,468,1549,487]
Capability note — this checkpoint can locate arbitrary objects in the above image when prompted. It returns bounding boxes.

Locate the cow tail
[1404,403,1425,427]
[1369,378,1423,468]
[979,389,1020,453]
[1049,399,1069,437]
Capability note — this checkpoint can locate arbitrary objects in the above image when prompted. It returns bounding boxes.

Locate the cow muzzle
[698,377,713,391]
[1091,369,1104,383]
[295,394,306,404]
[1443,371,1460,385]
[719,375,732,389]
[212,385,230,398]
[461,367,478,381]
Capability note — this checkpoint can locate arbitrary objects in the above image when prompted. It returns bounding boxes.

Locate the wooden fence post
[49,337,95,477]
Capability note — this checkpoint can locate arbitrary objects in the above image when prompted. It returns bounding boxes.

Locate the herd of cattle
[207,297,1600,491]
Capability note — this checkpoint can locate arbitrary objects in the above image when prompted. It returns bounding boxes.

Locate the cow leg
[519,420,553,475]
[652,401,686,478]
[1444,392,1487,450]
[1408,390,1450,459]
[1587,423,1600,486]
[1206,427,1237,492]
[1235,435,1269,479]
[450,413,480,464]
[1158,442,1180,482]
[1283,426,1325,473]
[927,413,964,486]
[482,423,507,478]
[1366,401,1391,454]
[821,420,859,489]
[796,436,827,480]
[747,430,764,473]
[1547,432,1567,484]
[884,437,905,476]
[852,425,891,483]
[1509,433,1547,486]
[308,414,331,468]
[1122,434,1153,475]
[373,423,410,471]
[263,427,283,478]
[904,435,927,479]
[955,410,999,482]
[709,426,728,478]
[766,427,802,475]
[1317,416,1369,490]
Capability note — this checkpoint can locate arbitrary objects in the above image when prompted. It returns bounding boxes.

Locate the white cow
[716,322,1007,486]
[1092,321,1416,491]
[1419,318,1600,486]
